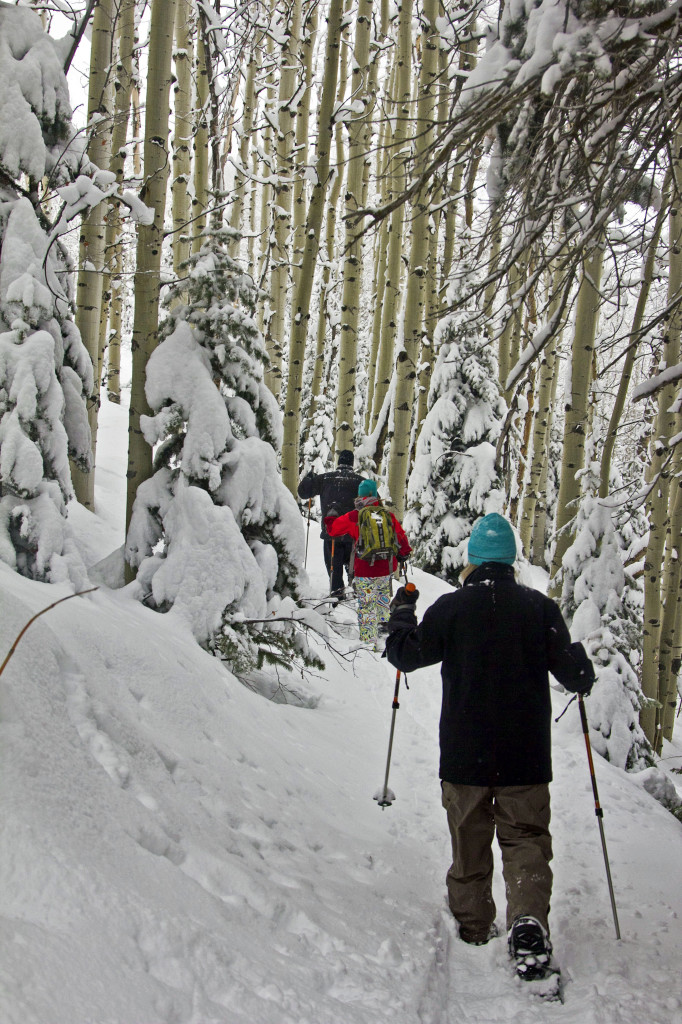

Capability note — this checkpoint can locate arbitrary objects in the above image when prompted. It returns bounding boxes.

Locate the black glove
[386,585,419,634]
[397,554,409,565]
[390,585,419,613]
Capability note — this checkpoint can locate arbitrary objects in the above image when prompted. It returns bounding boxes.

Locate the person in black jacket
[297,450,365,597]
[385,513,595,979]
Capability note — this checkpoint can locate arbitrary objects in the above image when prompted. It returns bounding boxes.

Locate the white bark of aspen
[280,0,344,495]
[305,16,351,438]
[519,268,563,557]
[372,8,412,454]
[599,172,672,497]
[388,0,438,516]
[520,335,559,560]
[125,0,178,570]
[549,245,604,593]
[73,0,115,508]
[257,0,277,326]
[172,0,194,276]
[104,0,136,405]
[291,5,317,290]
[229,43,257,255]
[531,344,560,563]
[366,54,397,432]
[653,127,682,748]
[266,0,302,399]
[192,26,210,252]
[335,0,375,455]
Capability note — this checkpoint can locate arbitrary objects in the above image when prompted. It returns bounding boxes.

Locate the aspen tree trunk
[229,42,257,253]
[366,56,397,432]
[266,0,302,399]
[257,0,277,312]
[531,344,560,564]
[416,40,452,434]
[125,0,178,568]
[599,172,672,497]
[291,5,317,288]
[335,0,375,454]
[519,270,562,558]
[438,33,477,308]
[365,219,390,431]
[304,16,351,440]
[73,0,115,508]
[388,0,439,516]
[651,128,682,748]
[372,2,413,459]
[172,0,194,275]
[415,220,438,431]
[280,0,343,495]
[549,245,604,592]
[105,0,136,405]
[192,25,210,252]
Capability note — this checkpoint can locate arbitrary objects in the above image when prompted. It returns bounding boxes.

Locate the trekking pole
[374,668,406,808]
[304,498,312,569]
[329,538,335,595]
[578,694,622,940]
[374,583,418,809]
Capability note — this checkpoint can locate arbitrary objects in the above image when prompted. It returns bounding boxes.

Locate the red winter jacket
[324,500,411,578]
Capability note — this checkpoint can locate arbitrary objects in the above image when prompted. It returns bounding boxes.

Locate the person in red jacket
[325,479,411,650]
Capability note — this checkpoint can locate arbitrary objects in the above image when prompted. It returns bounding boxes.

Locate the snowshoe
[508,916,563,1001]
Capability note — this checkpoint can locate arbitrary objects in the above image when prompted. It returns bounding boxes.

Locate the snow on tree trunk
[126,227,320,677]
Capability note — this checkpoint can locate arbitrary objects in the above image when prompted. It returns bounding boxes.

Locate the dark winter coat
[324,501,412,578]
[385,563,595,787]
[298,467,365,538]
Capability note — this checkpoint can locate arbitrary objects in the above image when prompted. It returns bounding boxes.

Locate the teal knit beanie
[358,479,378,498]
[467,513,516,565]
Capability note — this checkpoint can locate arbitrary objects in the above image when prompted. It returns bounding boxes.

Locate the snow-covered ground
[1,399,682,1024]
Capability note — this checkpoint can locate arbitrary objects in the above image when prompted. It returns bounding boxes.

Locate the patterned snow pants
[353,576,392,644]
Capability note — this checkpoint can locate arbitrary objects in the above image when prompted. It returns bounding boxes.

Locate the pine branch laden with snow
[0,4,152,587]
[404,273,507,584]
[126,229,321,677]
[560,488,652,772]
[0,192,92,585]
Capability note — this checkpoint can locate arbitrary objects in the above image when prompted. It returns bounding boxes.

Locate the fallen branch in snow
[0,587,99,679]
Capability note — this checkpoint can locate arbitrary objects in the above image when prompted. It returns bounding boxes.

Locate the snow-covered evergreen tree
[126,226,322,677]
[0,5,93,585]
[559,463,652,771]
[404,272,507,583]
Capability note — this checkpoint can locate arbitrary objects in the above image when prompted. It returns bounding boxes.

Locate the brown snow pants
[441,781,553,942]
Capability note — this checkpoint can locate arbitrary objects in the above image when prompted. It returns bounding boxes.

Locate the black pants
[323,537,353,593]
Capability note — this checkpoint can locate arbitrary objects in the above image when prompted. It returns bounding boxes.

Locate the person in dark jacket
[298,450,364,597]
[385,513,595,978]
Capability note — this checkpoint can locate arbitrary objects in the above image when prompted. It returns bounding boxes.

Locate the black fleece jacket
[385,563,595,786]
[298,467,365,538]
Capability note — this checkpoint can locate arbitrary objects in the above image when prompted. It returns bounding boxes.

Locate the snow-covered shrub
[404,272,507,583]
[126,227,322,677]
[0,6,93,586]
[560,483,652,771]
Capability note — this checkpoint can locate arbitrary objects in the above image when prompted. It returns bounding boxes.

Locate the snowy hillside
[1,401,682,1024]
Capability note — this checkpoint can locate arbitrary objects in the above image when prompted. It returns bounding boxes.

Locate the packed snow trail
[0,410,681,1023]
